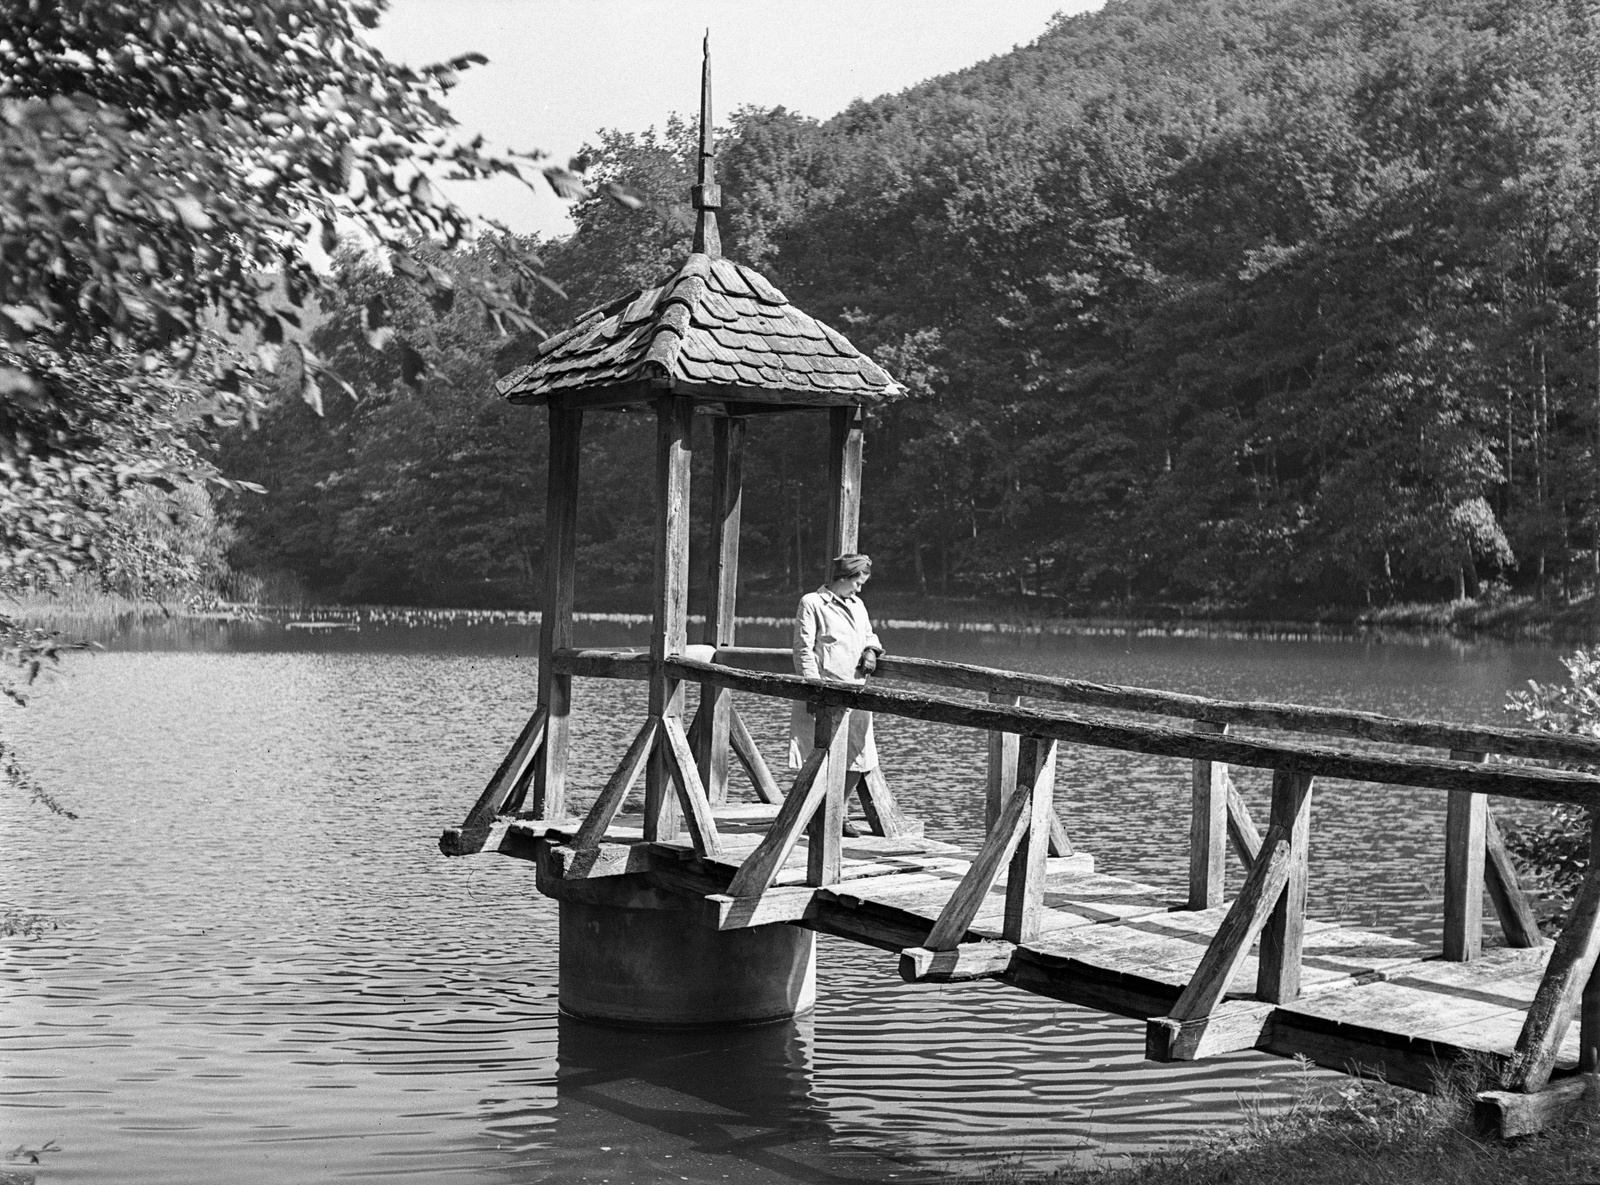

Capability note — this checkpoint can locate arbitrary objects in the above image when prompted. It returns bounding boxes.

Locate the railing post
[1443,749,1488,961]
[806,707,850,886]
[1583,810,1600,1074]
[1004,738,1056,943]
[986,693,1021,834]
[1188,721,1229,909]
[1256,769,1314,1004]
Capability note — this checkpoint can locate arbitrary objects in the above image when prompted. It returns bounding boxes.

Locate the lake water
[0,616,1573,1183]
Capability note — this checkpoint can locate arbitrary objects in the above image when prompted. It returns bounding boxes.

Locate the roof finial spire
[691,29,721,258]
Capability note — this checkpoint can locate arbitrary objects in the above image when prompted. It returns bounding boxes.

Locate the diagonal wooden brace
[1506,856,1600,1093]
[1484,808,1541,948]
[1166,769,1314,1026]
[724,708,844,898]
[439,705,547,855]
[1227,774,1263,870]
[659,715,725,859]
[571,716,659,853]
[728,702,784,804]
[925,756,1040,951]
[856,766,911,838]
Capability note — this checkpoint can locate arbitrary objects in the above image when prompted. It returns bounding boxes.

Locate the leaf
[171,195,213,230]
[300,370,324,416]
[398,341,428,386]
[543,166,590,200]
[363,294,392,350]
[448,52,488,68]
[321,217,338,255]
[424,265,456,313]
[601,181,646,210]
[1,305,51,334]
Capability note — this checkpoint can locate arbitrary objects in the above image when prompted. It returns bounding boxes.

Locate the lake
[0,615,1573,1183]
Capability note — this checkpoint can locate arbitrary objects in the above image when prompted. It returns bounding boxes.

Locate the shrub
[1503,648,1598,931]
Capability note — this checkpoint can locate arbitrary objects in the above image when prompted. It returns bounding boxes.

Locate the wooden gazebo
[444,39,908,855]
[435,44,1600,1109]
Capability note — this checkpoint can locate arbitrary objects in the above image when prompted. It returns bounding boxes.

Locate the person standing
[791,554,884,832]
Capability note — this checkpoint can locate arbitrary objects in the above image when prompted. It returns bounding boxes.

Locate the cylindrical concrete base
[559,896,816,1028]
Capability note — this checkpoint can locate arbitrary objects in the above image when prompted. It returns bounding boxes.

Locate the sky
[366,0,1104,240]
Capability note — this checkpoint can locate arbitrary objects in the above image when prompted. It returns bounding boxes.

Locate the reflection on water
[0,619,1570,1183]
[549,1015,937,1183]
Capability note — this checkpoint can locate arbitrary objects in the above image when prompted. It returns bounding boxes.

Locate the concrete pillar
[558,895,816,1028]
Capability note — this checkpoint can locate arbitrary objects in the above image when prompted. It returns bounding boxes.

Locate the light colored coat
[789,585,883,772]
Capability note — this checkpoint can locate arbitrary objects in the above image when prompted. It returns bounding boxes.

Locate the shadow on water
[542,1014,933,1183]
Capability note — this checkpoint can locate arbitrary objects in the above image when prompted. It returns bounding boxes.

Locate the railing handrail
[553,644,1600,766]
[662,656,1600,806]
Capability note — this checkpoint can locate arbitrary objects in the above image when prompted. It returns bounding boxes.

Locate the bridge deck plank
[511,804,1575,1103]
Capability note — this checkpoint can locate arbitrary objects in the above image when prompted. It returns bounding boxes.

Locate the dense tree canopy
[222,0,1600,614]
[0,0,636,593]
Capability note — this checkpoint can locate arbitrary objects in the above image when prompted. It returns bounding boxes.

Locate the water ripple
[0,626,1566,1182]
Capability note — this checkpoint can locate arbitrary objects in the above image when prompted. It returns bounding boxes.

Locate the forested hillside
[219,0,1600,613]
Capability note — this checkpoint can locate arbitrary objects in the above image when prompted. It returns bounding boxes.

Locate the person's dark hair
[831,553,872,579]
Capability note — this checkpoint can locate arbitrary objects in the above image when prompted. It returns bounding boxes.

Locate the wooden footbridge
[441,41,1600,1141]
[446,641,1600,1137]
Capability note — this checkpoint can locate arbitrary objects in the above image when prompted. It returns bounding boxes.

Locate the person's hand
[858,649,879,676]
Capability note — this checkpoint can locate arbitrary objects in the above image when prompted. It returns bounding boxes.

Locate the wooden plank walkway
[486,802,1581,1100]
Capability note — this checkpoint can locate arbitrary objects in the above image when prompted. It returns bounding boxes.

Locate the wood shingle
[495,254,906,411]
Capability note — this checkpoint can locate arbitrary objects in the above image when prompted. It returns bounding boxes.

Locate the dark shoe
[841,819,862,838]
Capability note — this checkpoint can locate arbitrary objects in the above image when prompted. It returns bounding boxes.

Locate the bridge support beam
[1443,749,1487,961]
[557,890,816,1028]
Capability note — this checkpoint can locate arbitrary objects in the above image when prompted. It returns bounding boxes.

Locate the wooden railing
[550,644,1578,950]
[504,646,1600,1098]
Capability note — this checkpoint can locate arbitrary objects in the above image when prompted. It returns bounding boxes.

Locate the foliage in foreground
[0,0,644,594]
[961,1076,1599,1185]
[1504,646,1599,929]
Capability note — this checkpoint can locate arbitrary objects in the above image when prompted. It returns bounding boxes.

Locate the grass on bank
[958,1072,1600,1185]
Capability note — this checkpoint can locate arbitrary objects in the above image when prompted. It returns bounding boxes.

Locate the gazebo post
[645,393,694,840]
[531,402,582,819]
[820,401,910,837]
[695,414,745,802]
[825,404,864,562]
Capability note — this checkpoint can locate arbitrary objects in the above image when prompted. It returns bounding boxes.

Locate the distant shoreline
[12,592,1597,647]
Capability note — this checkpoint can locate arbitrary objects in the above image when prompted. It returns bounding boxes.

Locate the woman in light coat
[790,554,883,810]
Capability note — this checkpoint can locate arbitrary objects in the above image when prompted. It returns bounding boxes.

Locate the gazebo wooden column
[694,415,746,803]
[646,394,695,841]
[825,405,864,561]
[532,402,582,819]
[820,401,913,838]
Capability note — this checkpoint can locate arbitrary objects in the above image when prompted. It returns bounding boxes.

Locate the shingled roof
[494,253,906,410]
